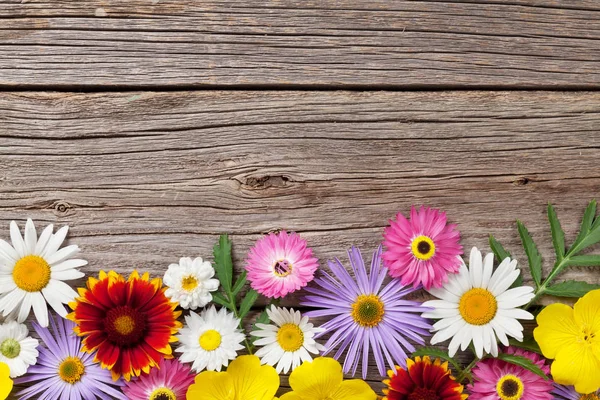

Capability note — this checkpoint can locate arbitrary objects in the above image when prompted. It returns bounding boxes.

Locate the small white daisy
[0,219,87,327]
[251,305,325,374]
[0,321,39,378]
[422,246,535,359]
[163,257,219,310]
[176,305,245,373]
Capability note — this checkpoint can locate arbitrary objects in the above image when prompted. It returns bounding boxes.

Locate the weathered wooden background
[1,0,600,397]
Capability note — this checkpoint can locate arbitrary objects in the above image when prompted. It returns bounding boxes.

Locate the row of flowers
[0,202,599,399]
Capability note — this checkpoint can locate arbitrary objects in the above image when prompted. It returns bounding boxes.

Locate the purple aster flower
[553,383,599,400]
[302,245,432,379]
[15,312,126,400]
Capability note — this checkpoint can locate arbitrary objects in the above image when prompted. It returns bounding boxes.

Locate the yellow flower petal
[574,289,600,335]
[552,342,600,394]
[534,303,579,359]
[228,355,280,400]
[288,357,344,398]
[186,371,235,400]
[330,380,378,400]
[0,363,12,400]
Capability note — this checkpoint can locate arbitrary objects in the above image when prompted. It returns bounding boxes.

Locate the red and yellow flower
[383,356,467,400]
[67,270,182,381]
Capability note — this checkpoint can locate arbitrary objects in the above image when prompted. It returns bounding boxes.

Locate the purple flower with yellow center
[302,245,432,379]
[14,312,126,400]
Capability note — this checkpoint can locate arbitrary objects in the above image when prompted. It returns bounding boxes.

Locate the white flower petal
[34,224,53,256]
[41,226,69,259]
[23,219,37,255]
[9,221,26,258]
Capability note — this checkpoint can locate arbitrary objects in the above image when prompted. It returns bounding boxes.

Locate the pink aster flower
[123,358,195,400]
[382,205,462,289]
[245,230,318,298]
[469,347,552,400]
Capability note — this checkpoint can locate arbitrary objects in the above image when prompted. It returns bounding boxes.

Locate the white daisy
[0,219,86,327]
[163,257,219,310]
[0,321,39,378]
[251,305,324,374]
[422,246,535,359]
[176,305,245,373]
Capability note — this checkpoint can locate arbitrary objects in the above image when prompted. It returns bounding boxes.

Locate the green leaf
[573,229,600,255]
[231,271,247,297]
[213,234,234,293]
[548,203,566,261]
[517,221,543,288]
[495,354,549,380]
[545,280,600,297]
[211,292,232,309]
[566,255,600,267]
[239,289,259,320]
[570,200,597,254]
[411,347,462,372]
[489,235,512,263]
[250,308,271,342]
[508,338,542,354]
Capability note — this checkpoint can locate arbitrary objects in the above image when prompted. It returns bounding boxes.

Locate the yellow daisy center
[459,288,497,325]
[58,356,85,384]
[150,387,176,400]
[181,275,198,291]
[411,236,436,260]
[273,259,293,277]
[351,294,385,328]
[12,255,51,292]
[496,374,524,400]
[0,338,21,359]
[199,329,222,351]
[276,323,304,352]
[580,395,600,400]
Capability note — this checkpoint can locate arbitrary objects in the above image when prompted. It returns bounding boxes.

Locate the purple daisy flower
[553,383,599,399]
[15,312,126,400]
[302,245,432,379]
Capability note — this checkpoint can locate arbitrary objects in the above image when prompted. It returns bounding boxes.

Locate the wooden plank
[1,90,600,395]
[0,1,599,88]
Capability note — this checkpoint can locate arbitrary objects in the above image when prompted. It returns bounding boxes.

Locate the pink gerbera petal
[123,358,195,400]
[245,231,319,298]
[382,205,463,289]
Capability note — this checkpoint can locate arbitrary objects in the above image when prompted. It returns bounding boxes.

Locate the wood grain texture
[2,90,600,395]
[0,0,599,88]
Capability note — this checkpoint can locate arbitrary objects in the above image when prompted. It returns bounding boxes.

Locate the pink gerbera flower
[382,205,462,289]
[245,231,318,298]
[123,358,195,400]
[469,347,552,400]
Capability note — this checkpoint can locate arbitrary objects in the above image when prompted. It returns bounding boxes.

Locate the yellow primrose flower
[186,355,279,400]
[0,362,12,400]
[534,289,600,394]
[280,357,377,400]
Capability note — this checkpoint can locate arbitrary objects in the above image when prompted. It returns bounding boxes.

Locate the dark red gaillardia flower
[67,270,182,381]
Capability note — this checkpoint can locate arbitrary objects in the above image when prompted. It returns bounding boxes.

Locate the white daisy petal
[41,226,69,259]
[31,292,49,328]
[9,221,26,257]
[0,239,18,263]
[0,321,39,378]
[469,247,483,287]
[23,219,37,255]
[481,252,494,288]
[33,224,53,255]
[163,256,220,310]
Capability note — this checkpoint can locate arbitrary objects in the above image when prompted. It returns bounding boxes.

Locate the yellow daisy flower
[0,362,13,400]
[186,355,279,400]
[534,289,600,394]
[280,357,377,400]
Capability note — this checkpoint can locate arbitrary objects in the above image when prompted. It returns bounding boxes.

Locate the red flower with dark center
[67,270,182,381]
[383,356,467,400]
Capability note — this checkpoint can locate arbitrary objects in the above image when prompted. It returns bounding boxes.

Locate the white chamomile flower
[251,305,325,374]
[0,219,86,327]
[0,321,39,378]
[176,305,245,373]
[422,246,535,359]
[163,257,219,310]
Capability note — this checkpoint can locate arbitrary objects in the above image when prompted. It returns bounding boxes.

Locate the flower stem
[456,357,478,384]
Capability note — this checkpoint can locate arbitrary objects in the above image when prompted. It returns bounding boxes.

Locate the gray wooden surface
[1,0,600,397]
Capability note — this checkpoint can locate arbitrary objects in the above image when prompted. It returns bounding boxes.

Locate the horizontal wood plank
[0,1,599,88]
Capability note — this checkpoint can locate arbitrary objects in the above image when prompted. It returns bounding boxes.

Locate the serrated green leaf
[495,354,548,380]
[548,203,566,261]
[545,280,600,297]
[411,347,462,372]
[566,255,600,267]
[570,200,597,254]
[231,271,247,297]
[508,338,542,354]
[239,289,259,320]
[211,292,232,309]
[572,229,600,255]
[489,235,512,263]
[213,234,234,293]
[517,221,543,288]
